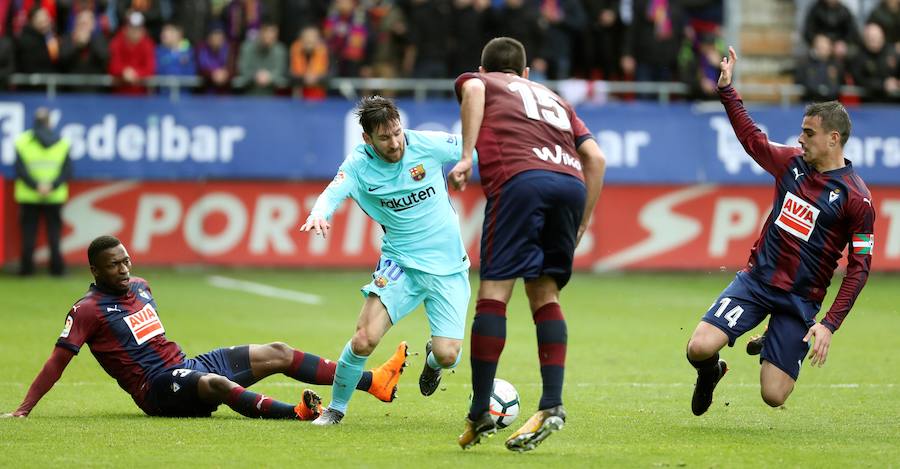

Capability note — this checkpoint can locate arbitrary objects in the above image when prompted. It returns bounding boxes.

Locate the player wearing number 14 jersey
[685,47,875,416]
[448,37,607,452]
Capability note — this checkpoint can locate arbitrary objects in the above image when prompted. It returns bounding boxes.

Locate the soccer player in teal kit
[300,96,475,425]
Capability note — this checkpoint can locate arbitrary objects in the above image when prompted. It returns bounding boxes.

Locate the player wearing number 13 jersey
[448,37,607,452]
[685,47,875,417]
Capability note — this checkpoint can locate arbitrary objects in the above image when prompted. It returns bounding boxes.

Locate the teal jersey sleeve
[308,159,357,221]
[346,129,470,275]
[414,130,478,164]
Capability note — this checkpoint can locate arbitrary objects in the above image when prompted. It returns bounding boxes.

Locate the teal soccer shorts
[361,255,470,340]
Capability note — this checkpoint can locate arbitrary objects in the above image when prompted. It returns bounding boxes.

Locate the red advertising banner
[4,181,900,270]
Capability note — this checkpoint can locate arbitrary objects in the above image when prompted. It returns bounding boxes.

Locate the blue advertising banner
[1,94,898,184]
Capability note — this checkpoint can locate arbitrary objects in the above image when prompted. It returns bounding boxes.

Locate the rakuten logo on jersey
[532,145,582,171]
[380,185,436,211]
[775,192,820,241]
[124,304,165,345]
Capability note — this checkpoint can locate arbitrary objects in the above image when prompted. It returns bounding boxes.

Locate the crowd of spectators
[797,0,900,102]
[0,0,896,102]
[0,0,729,99]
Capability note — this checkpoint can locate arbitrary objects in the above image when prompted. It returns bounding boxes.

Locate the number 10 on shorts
[713,298,744,328]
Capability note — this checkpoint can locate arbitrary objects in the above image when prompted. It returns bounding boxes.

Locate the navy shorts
[480,170,586,289]
[142,345,254,417]
[701,271,821,380]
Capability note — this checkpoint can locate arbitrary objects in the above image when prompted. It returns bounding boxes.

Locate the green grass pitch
[1,269,898,467]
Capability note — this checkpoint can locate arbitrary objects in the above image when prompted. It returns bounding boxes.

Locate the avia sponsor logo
[380,185,436,211]
[0,102,247,166]
[774,192,820,241]
[124,303,165,345]
[532,145,582,171]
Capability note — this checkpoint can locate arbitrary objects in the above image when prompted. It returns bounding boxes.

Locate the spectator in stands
[449,0,490,77]
[0,36,14,86]
[850,22,899,102]
[537,0,586,80]
[108,11,156,94]
[235,20,287,94]
[323,0,368,77]
[489,0,545,80]
[171,0,213,48]
[8,0,57,37]
[279,0,328,46]
[680,30,725,100]
[289,24,328,99]
[402,0,452,79]
[621,0,686,85]
[364,0,408,84]
[156,23,196,77]
[584,0,624,80]
[116,0,164,40]
[803,0,859,63]
[796,33,844,101]
[59,10,109,76]
[197,23,232,92]
[58,1,116,38]
[16,6,58,74]
[867,0,900,54]
[223,0,266,50]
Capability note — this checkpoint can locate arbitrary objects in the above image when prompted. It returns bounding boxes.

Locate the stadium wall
[3,181,899,271]
[1,96,897,270]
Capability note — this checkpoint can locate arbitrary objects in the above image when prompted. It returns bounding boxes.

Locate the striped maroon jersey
[455,72,593,197]
[56,277,185,405]
[719,85,875,331]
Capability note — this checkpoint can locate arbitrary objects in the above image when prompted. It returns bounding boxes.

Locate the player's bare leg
[459,279,515,449]
[196,373,321,420]
[759,360,796,407]
[504,276,567,452]
[686,322,729,416]
[420,336,462,396]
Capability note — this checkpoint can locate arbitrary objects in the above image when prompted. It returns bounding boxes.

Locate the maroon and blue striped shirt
[720,85,875,332]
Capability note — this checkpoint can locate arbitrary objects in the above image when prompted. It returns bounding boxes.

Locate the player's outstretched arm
[448,78,485,191]
[2,347,76,417]
[803,323,833,367]
[717,46,737,89]
[575,138,607,247]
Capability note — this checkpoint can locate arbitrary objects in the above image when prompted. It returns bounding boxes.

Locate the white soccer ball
[489,378,520,429]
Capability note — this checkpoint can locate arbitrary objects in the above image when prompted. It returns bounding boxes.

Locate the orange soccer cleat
[294,389,324,421]
[367,341,408,402]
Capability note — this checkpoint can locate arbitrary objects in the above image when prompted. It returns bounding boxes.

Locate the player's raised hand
[299,217,331,238]
[717,46,737,89]
[803,323,833,367]
[448,158,473,191]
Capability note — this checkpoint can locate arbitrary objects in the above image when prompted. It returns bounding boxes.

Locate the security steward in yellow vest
[14,108,71,276]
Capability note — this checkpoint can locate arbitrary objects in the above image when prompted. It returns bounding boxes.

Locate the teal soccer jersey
[309,130,472,275]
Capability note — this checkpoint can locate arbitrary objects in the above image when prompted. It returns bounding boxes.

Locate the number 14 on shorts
[711,298,744,328]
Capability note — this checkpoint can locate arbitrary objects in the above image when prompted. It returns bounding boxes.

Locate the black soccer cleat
[746,335,765,356]
[419,340,442,396]
[691,359,728,416]
[746,328,767,356]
